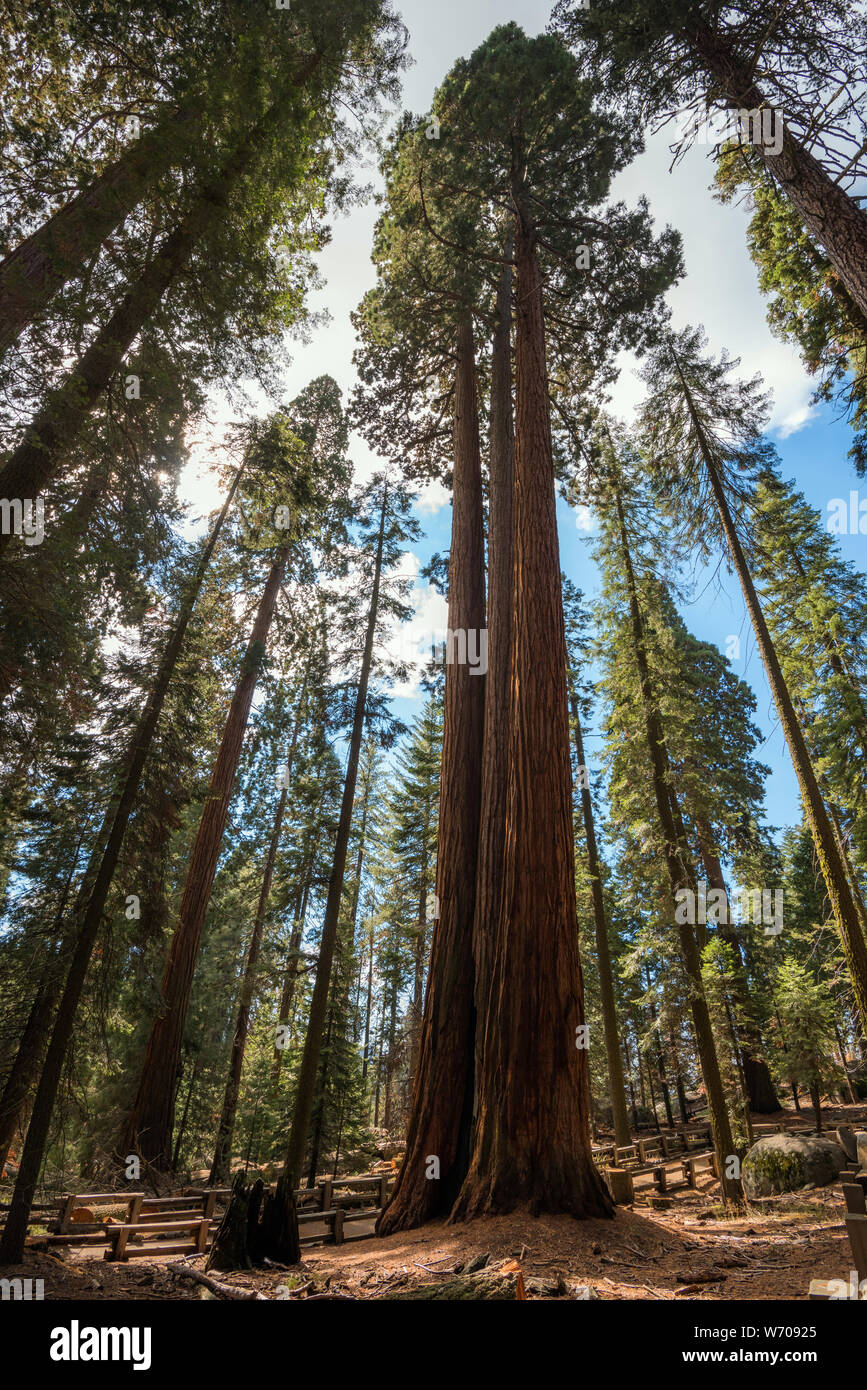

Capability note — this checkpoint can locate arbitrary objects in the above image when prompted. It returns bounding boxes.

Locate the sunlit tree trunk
[453,208,612,1220]
[378,316,486,1231]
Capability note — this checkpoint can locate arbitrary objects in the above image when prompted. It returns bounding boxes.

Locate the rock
[525,1273,568,1297]
[742,1133,847,1197]
[571,1284,601,1300]
[857,1132,867,1169]
[374,1141,404,1160]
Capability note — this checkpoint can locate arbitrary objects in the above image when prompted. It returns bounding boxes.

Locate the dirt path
[5,1177,851,1301]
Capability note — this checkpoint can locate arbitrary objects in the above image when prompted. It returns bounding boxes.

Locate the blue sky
[178,0,866,845]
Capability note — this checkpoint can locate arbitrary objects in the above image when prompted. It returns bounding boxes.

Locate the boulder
[858,1132,867,1170]
[375,1140,404,1160]
[742,1133,847,1198]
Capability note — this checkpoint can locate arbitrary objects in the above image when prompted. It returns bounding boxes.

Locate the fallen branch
[170,1265,269,1301]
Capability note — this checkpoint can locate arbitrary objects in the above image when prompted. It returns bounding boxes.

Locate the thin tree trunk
[674,352,867,1024]
[623,1029,639,1129]
[810,1079,823,1133]
[283,486,390,1187]
[785,547,867,761]
[210,668,309,1181]
[693,813,780,1113]
[303,766,372,1186]
[643,1025,661,1130]
[171,1056,199,1174]
[0,971,58,1178]
[119,540,290,1170]
[209,783,289,1184]
[408,801,429,1086]
[0,470,241,1262]
[646,988,674,1130]
[570,683,631,1148]
[362,922,374,1085]
[671,1029,690,1126]
[452,212,612,1221]
[378,315,486,1231]
[306,1010,334,1188]
[270,783,327,1087]
[383,977,398,1132]
[373,1000,385,1127]
[614,486,742,1200]
[0,851,85,1175]
[793,696,867,948]
[834,1019,857,1104]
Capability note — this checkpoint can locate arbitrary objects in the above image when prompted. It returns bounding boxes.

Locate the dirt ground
[4,1102,863,1301]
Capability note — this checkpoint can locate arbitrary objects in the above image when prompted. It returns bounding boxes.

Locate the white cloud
[380,560,449,699]
[607,125,816,438]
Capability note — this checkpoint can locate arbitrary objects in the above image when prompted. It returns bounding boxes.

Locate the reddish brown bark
[377,314,486,1232]
[120,542,289,1169]
[470,239,513,1079]
[451,213,612,1221]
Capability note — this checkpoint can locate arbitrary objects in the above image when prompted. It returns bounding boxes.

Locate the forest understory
[4,1103,863,1302]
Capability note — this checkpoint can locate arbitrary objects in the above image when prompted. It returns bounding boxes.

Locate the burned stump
[206,1172,299,1272]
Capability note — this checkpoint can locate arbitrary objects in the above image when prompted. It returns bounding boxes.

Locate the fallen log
[376,1268,524,1300]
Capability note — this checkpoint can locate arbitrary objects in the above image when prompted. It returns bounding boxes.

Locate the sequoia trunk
[452,212,612,1221]
[377,315,486,1231]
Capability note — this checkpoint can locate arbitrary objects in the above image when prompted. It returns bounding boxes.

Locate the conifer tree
[639,326,867,1027]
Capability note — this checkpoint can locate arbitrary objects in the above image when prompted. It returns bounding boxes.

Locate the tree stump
[605,1167,634,1205]
[206,1172,299,1272]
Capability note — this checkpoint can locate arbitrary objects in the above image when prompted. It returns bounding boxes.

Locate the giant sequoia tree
[364,25,680,1227]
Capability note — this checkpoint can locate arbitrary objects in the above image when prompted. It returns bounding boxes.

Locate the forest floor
[4,1103,863,1301]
